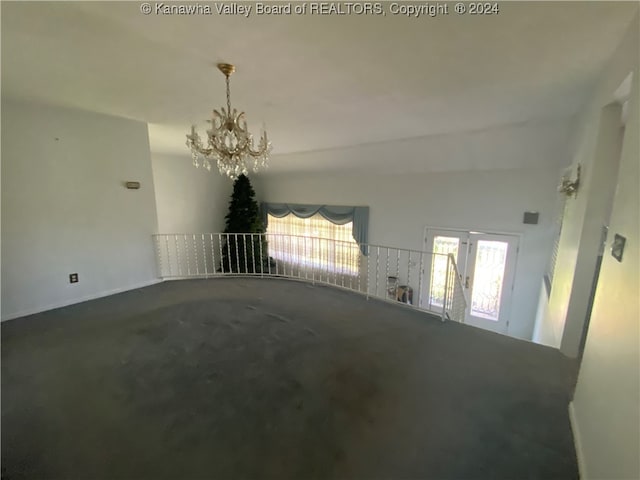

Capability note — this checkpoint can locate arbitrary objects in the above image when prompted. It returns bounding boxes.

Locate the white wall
[537,103,626,353]
[150,152,231,233]
[532,280,551,344]
[539,14,638,358]
[268,117,574,175]
[561,103,624,356]
[254,157,569,340]
[1,100,159,320]
[569,15,639,479]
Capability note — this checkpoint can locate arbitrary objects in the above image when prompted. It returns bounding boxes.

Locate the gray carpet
[1,278,578,479]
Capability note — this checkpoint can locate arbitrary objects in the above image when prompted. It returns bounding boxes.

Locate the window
[267,213,360,275]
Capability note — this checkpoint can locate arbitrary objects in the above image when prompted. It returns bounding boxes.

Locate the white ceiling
[2,1,637,163]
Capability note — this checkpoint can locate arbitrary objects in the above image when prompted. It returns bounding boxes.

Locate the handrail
[446,253,468,322]
[152,233,467,323]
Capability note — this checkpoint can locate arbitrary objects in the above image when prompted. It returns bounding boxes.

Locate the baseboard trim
[569,401,586,479]
[1,278,164,322]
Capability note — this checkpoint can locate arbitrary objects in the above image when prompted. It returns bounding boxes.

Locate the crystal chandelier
[186,63,271,179]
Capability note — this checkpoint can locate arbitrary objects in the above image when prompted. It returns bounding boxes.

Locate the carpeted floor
[1,278,578,479]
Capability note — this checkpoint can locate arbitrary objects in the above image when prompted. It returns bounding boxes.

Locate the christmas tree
[220,174,268,273]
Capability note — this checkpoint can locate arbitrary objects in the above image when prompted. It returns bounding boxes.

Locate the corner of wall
[568,401,587,479]
[150,151,232,233]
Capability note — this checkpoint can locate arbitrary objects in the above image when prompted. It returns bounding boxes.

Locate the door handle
[465,276,471,289]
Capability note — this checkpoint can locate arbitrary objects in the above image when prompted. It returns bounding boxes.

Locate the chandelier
[186,63,271,179]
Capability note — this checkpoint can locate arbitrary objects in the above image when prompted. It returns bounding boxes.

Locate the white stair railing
[153,233,467,322]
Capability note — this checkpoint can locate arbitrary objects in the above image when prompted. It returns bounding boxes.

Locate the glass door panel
[428,236,460,308]
[465,233,518,333]
[470,240,508,321]
[422,230,468,312]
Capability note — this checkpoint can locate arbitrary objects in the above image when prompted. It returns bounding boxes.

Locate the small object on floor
[396,285,413,305]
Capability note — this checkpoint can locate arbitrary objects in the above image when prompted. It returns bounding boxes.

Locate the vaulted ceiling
[2,1,637,161]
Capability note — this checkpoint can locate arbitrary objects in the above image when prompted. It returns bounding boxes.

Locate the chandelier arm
[235,112,248,133]
[212,110,224,130]
[191,145,215,157]
[246,141,271,157]
[247,129,270,155]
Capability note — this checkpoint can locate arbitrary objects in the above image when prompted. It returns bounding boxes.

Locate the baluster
[375,246,380,298]
[267,234,272,276]
[418,252,424,310]
[365,245,370,298]
[184,235,190,275]
[226,234,232,274]
[304,236,308,280]
[259,233,265,276]
[341,241,345,288]
[165,235,172,277]
[358,246,362,293]
[210,234,216,276]
[429,254,436,310]
[386,247,390,299]
[234,234,240,273]
[218,234,224,274]
[175,235,181,276]
[251,233,256,275]
[311,237,316,284]
[154,236,163,278]
[202,234,208,276]
[407,251,412,305]
[243,233,248,274]
[193,234,199,275]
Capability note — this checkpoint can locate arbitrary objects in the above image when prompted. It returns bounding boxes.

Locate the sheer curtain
[266,213,360,275]
[261,203,369,254]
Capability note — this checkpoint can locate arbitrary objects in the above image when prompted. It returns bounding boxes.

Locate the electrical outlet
[69,273,79,283]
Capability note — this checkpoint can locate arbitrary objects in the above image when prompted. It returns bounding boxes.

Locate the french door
[422,228,519,334]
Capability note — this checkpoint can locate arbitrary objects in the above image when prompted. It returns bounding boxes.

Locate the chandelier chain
[226,75,231,114]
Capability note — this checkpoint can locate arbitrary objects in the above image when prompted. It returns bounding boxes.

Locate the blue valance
[261,203,369,255]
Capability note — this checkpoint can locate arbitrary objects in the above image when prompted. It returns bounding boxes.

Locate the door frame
[422,225,522,334]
